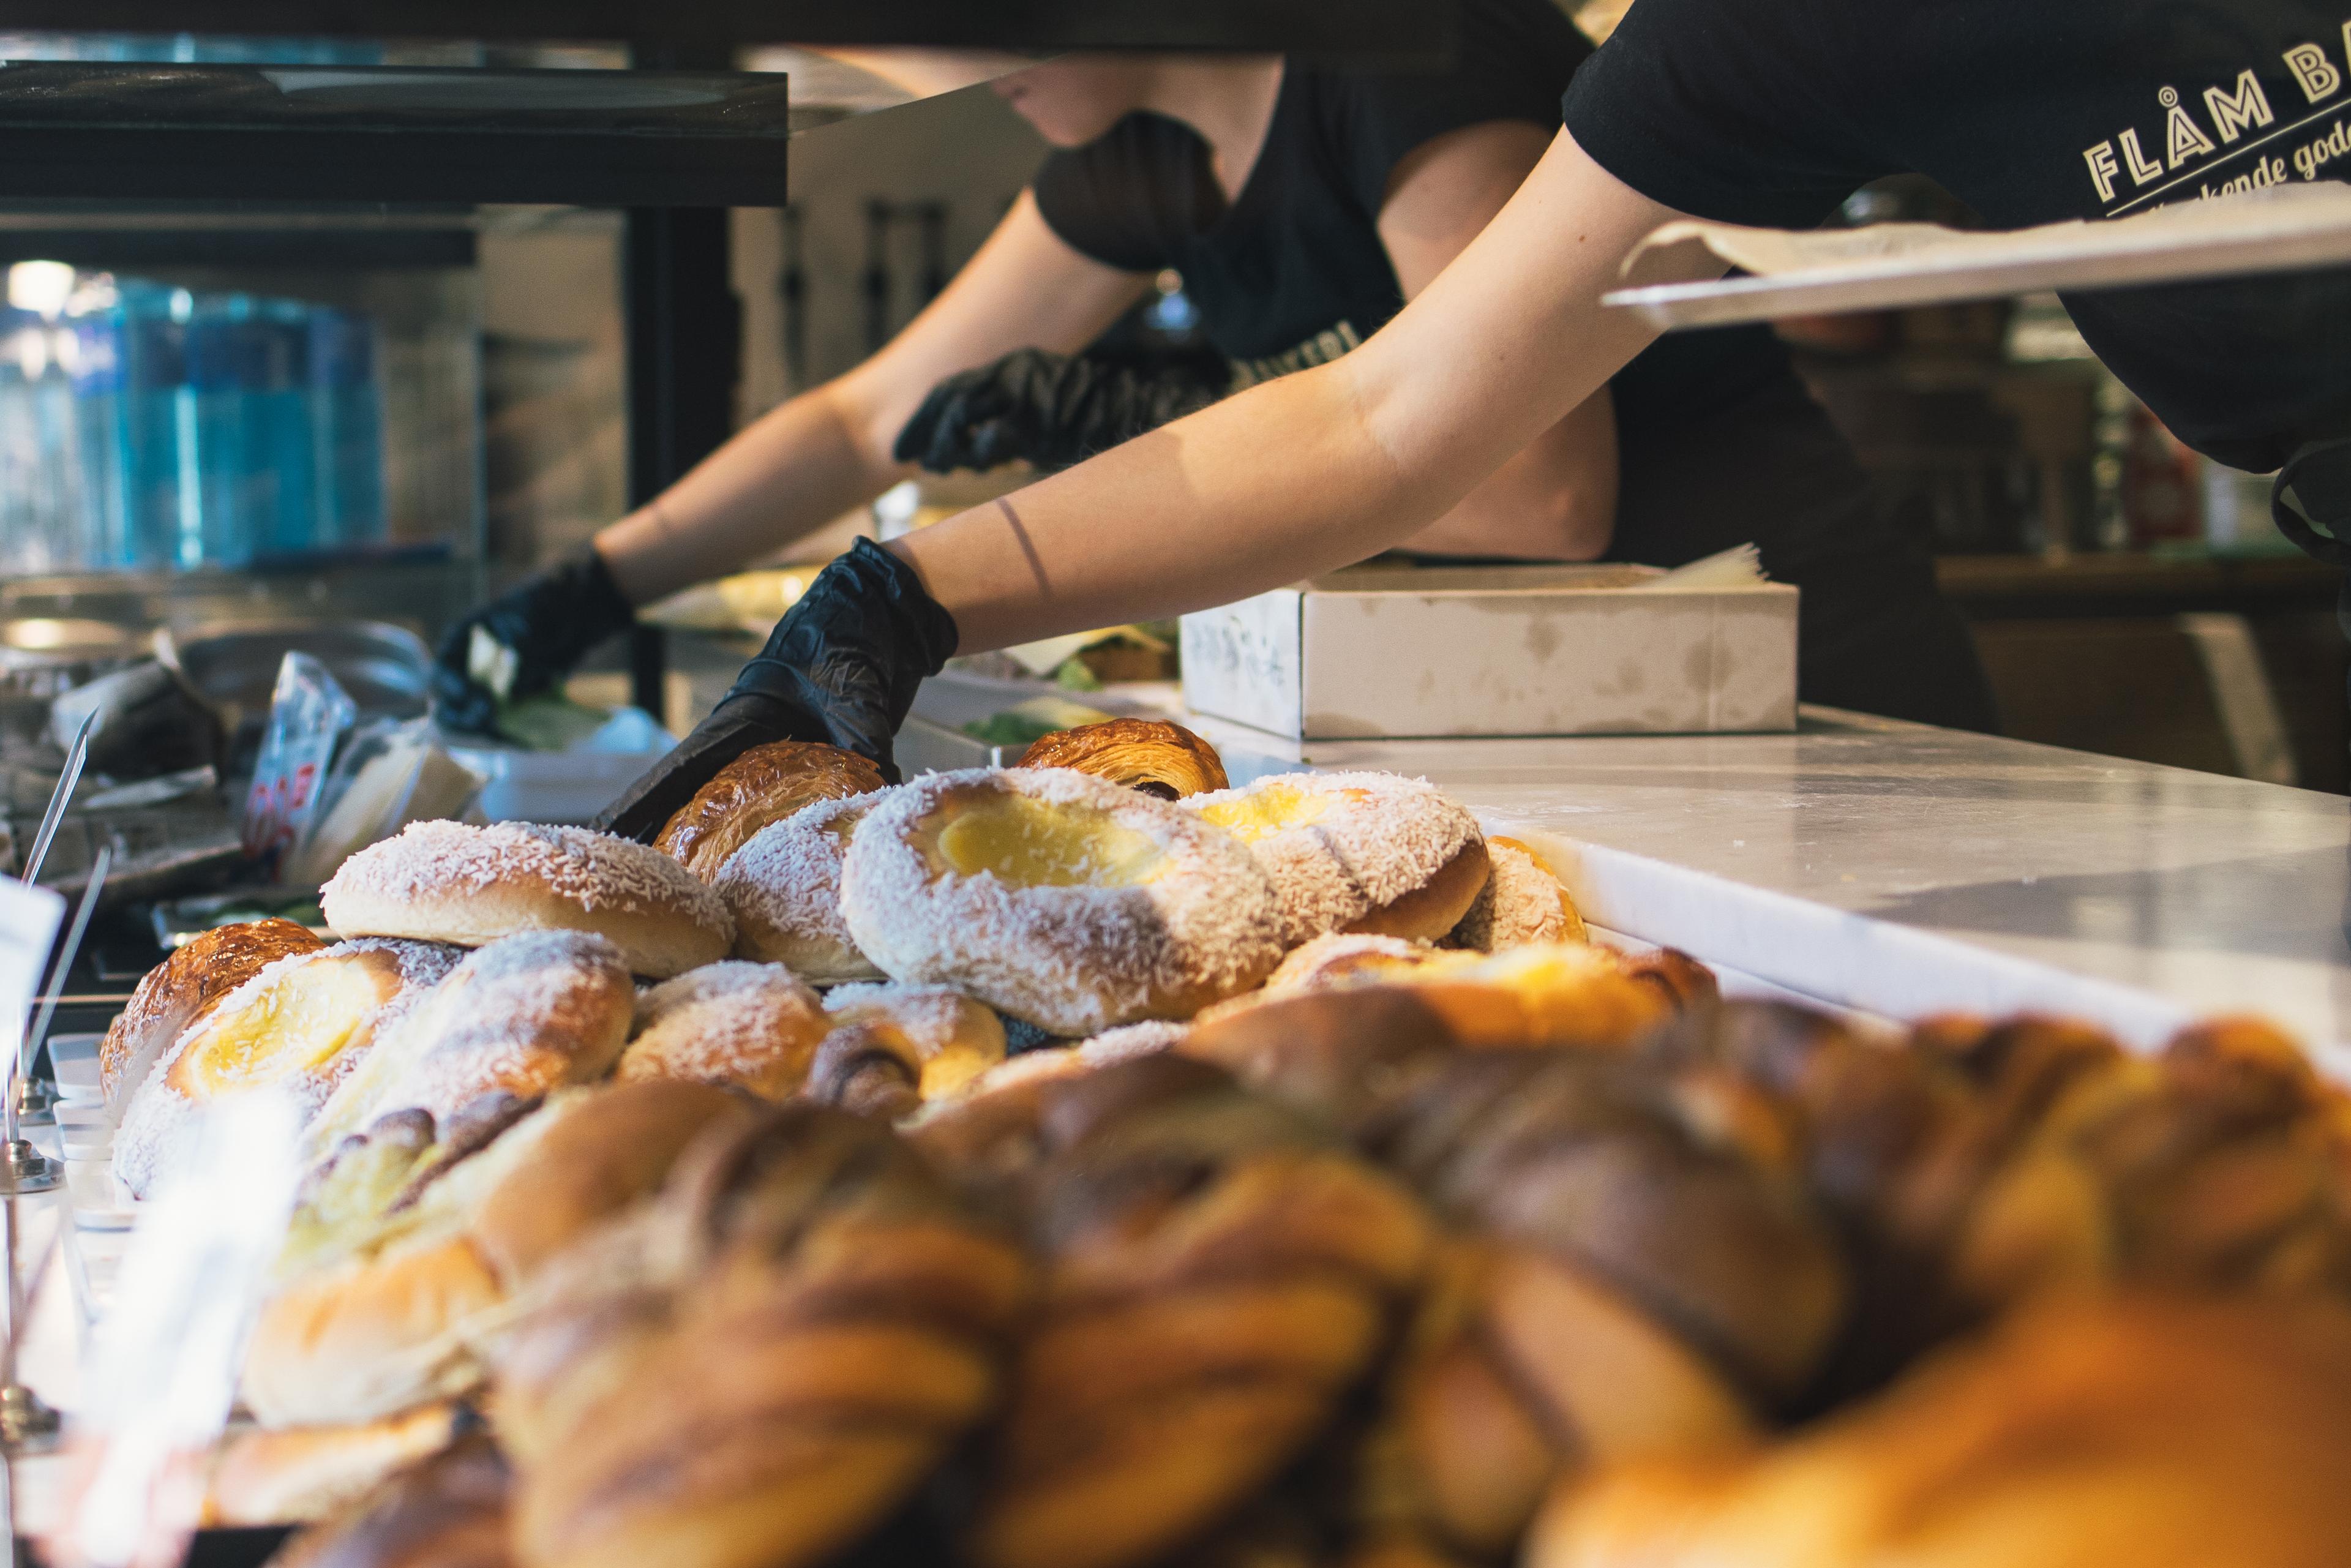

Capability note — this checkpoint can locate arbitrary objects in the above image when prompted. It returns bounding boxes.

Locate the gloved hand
[595,537,958,842]
[893,347,1228,475]
[430,546,637,735]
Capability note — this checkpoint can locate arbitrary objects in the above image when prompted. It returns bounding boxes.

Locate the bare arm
[894,130,1692,652]
[1379,121,1618,561]
[595,190,1150,606]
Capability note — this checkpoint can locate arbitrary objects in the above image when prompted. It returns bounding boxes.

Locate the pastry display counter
[910,676,2351,1073]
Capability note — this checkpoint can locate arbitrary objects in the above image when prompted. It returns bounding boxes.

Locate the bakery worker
[588,0,2351,835]
[435,0,1998,775]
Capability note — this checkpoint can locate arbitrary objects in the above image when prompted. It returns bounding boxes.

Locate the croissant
[500,1103,1030,1568]
[1664,1003,2351,1396]
[947,1054,1434,1568]
[1529,1291,2351,1568]
[1016,718,1229,799]
[654,739,887,881]
[269,1433,516,1568]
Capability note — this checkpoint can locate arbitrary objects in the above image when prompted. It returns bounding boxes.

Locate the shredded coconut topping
[1075,1019,1188,1064]
[1265,932,1435,993]
[299,929,636,1164]
[821,981,998,1056]
[711,791,887,983]
[1185,771,1482,948]
[839,768,1284,1035]
[620,960,827,1094]
[113,938,459,1200]
[325,819,729,930]
[1452,838,1570,951]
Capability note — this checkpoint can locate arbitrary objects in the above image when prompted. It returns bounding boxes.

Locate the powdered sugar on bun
[323,820,731,978]
[618,961,827,1099]
[113,939,460,1201]
[1188,771,1488,947]
[839,768,1284,1036]
[300,930,636,1165]
[1450,837,1584,951]
[712,792,888,984]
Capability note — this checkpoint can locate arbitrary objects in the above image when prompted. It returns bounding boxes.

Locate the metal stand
[0,1140,60,1453]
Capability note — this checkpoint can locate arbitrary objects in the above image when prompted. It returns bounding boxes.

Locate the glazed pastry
[1152,1032,1837,1563]
[840,768,1286,1035]
[205,1402,470,1528]
[101,917,326,1108]
[247,1081,748,1428]
[112,939,460,1201]
[653,739,887,881]
[301,932,636,1165]
[943,1055,1434,1568]
[711,792,889,983]
[1529,1292,2351,1568]
[1016,718,1229,800]
[499,1103,1031,1568]
[323,820,732,979]
[1190,942,1706,1063]
[1447,836,1587,951]
[1188,771,1490,948]
[617,961,830,1100]
[805,982,1008,1118]
[268,1433,515,1568]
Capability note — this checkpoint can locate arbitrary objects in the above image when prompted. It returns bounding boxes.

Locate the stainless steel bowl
[171,620,432,735]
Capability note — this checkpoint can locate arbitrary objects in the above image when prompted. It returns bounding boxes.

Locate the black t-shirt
[1032,0,1787,421]
[1037,0,1567,382]
[1564,0,2351,473]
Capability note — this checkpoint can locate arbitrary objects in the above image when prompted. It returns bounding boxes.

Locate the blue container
[307,306,383,546]
[66,296,130,568]
[252,298,318,555]
[119,282,200,570]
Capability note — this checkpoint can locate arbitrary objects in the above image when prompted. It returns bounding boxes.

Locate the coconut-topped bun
[1016,718,1229,799]
[711,791,889,984]
[1450,836,1587,951]
[101,917,327,1109]
[300,931,636,1164]
[113,939,459,1201]
[653,739,885,882]
[839,768,1284,1036]
[806,981,1009,1117]
[1188,770,1490,948]
[616,961,830,1100]
[323,820,731,979]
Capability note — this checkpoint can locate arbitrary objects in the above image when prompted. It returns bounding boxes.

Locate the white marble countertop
[912,675,2351,1073]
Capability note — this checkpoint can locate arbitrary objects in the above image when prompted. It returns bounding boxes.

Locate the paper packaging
[1180,563,1798,741]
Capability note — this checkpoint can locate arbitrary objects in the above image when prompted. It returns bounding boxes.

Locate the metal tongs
[0,711,103,1451]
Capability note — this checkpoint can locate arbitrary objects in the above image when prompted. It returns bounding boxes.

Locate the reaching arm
[1378,121,1619,561]
[894,130,1693,652]
[594,191,1150,607]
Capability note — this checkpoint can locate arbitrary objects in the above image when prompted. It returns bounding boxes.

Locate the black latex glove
[430,546,637,735]
[893,347,1228,475]
[595,537,958,841]
[2273,437,2351,708]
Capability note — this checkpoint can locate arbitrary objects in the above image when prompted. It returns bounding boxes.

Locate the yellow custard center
[933,792,1167,888]
[174,961,384,1097]
[1195,781,1354,842]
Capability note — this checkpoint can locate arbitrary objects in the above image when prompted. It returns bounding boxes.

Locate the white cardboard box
[1180,564,1798,741]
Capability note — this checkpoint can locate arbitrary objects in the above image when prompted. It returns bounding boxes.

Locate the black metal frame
[624,45,744,715]
[0,1,1457,62]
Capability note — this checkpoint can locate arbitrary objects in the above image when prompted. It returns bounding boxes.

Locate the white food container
[1180,563,1799,741]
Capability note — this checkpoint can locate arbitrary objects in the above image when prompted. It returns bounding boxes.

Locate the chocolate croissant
[500,1103,1030,1568]
[1016,718,1229,799]
[654,739,887,880]
[1529,1291,2351,1568]
[947,1055,1434,1568]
